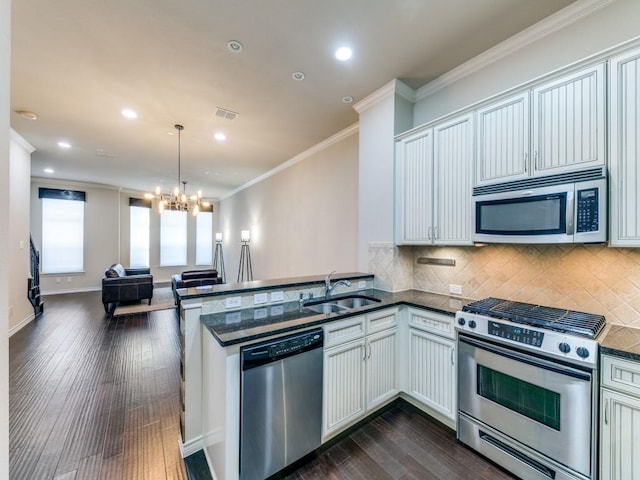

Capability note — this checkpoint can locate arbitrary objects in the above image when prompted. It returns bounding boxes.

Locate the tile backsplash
[369,242,640,328]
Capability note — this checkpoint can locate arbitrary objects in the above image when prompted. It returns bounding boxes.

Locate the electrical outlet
[253,292,268,305]
[270,291,284,303]
[225,296,242,309]
[449,284,463,295]
[225,311,241,323]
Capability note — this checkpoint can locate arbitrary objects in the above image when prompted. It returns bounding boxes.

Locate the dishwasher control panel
[241,329,324,370]
[270,333,321,357]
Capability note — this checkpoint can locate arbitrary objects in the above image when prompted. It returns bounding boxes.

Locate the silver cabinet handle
[427,227,432,240]
[524,152,528,173]
[451,348,455,365]
[534,150,539,171]
[362,344,366,361]
[604,398,609,425]
[434,226,438,240]
[367,343,372,359]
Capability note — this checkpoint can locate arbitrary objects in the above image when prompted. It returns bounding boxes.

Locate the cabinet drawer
[366,308,399,335]
[324,316,366,348]
[602,354,640,397]
[407,308,454,339]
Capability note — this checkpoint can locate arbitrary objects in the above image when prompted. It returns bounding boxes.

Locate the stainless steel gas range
[455,298,606,480]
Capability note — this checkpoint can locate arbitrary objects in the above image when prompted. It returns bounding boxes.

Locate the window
[40,189,85,274]
[196,211,213,265]
[160,209,187,266]
[129,199,151,268]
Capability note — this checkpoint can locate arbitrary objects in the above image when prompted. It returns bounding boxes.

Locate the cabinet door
[395,128,433,244]
[476,92,530,185]
[532,64,605,175]
[601,389,640,480]
[433,113,474,245]
[407,329,456,420]
[610,48,640,246]
[365,329,398,411]
[322,339,366,437]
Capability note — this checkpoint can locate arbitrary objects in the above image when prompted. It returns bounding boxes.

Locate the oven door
[458,335,593,477]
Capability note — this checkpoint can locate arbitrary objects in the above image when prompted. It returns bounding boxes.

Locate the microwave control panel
[576,187,599,233]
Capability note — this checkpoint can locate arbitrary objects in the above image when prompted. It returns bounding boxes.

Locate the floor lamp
[213,233,226,283]
[237,230,253,282]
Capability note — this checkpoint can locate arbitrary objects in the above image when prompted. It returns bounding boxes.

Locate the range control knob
[558,342,571,354]
[468,320,477,329]
[458,317,466,326]
[576,347,590,359]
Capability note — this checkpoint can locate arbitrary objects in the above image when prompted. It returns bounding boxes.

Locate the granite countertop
[600,324,640,361]
[177,272,374,300]
[201,289,473,347]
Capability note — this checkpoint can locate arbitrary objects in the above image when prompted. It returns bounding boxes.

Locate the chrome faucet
[324,271,351,297]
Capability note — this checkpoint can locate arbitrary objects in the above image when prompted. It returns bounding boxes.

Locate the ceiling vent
[215,107,239,120]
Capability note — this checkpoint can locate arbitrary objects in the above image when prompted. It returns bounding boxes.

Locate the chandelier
[145,124,210,216]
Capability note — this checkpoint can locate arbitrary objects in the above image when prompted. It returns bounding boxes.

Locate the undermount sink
[304,295,381,314]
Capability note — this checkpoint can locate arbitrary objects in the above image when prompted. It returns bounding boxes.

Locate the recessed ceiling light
[57,141,71,149]
[44,168,54,174]
[214,132,227,142]
[342,96,354,104]
[292,71,305,81]
[335,47,352,61]
[121,108,137,119]
[227,40,243,53]
[15,110,38,120]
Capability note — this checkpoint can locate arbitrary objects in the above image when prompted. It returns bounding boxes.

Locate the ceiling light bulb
[174,186,180,196]
[335,47,352,61]
[192,205,199,216]
[155,186,161,195]
[121,108,137,119]
[44,168,54,174]
[57,141,71,148]
[197,190,202,198]
[214,132,226,142]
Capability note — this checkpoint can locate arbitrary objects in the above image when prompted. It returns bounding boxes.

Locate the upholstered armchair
[102,263,154,314]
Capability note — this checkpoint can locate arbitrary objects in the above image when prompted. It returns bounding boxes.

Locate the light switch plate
[270,291,284,303]
[253,293,268,305]
[225,296,242,309]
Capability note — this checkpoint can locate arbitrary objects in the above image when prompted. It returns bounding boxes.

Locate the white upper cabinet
[395,128,433,244]
[395,113,473,245]
[433,114,474,245]
[609,47,640,246]
[532,63,605,175]
[476,92,530,186]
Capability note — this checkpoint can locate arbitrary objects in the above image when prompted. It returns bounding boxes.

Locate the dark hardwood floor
[9,291,186,480]
[281,400,517,480]
[10,291,517,480]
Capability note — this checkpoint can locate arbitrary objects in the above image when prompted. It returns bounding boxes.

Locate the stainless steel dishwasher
[240,328,324,480]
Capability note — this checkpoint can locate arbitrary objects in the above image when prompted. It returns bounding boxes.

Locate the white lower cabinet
[600,354,640,480]
[407,328,456,420]
[322,310,398,439]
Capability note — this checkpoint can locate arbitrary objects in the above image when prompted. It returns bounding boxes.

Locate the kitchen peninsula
[176,272,471,480]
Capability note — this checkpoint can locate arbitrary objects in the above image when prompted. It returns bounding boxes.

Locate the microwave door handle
[566,192,575,235]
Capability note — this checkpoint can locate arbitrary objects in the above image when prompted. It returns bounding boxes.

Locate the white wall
[9,131,34,333]
[413,0,640,125]
[355,81,413,271]
[218,127,359,281]
[1,0,11,475]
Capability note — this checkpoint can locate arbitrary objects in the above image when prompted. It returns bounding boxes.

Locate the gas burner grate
[462,297,606,339]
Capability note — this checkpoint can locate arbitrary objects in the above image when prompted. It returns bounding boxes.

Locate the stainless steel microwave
[473,175,607,244]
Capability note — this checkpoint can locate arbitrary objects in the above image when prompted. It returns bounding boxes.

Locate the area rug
[113,286,175,317]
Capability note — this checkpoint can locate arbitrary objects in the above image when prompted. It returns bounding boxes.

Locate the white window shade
[130,206,150,268]
[196,211,213,265]
[41,198,84,274]
[160,210,187,267]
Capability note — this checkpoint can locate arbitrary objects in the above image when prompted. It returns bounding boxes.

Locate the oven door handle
[459,334,592,381]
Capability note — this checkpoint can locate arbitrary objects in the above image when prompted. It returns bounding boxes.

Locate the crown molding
[10,128,35,153]
[415,0,616,101]
[353,79,416,114]
[221,122,359,201]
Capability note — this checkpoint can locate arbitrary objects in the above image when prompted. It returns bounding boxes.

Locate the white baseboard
[42,286,101,295]
[179,435,204,458]
[203,446,219,480]
[9,312,35,337]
